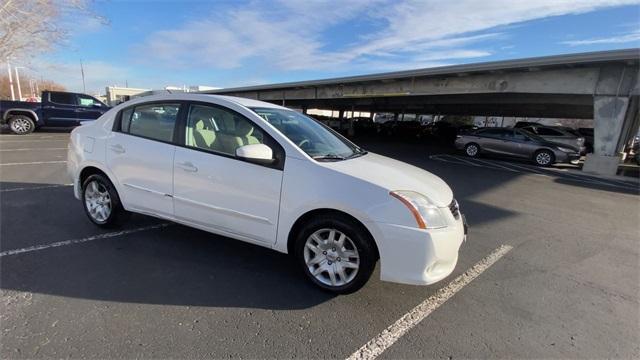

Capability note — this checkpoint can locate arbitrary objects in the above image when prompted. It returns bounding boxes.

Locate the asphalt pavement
[1,131,638,359]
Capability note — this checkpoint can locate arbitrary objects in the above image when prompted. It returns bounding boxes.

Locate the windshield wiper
[346,148,368,159]
[312,154,346,161]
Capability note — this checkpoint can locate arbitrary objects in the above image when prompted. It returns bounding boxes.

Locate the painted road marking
[0,160,66,166]
[0,140,68,143]
[430,154,638,191]
[0,147,67,152]
[347,245,513,360]
[0,223,170,257]
[0,184,73,192]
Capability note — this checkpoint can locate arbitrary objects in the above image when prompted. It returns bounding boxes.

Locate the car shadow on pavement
[0,184,335,309]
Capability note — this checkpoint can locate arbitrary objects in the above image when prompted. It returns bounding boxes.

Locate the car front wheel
[294,215,377,294]
[534,150,555,166]
[82,174,128,228]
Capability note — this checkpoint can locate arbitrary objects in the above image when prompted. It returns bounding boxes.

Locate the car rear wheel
[82,174,128,228]
[534,150,555,166]
[464,143,480,157]
[8,115,35,135]
[294,215,377,294]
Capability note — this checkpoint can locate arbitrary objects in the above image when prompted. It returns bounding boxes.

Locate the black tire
[81,174,129,228]
[294,215,377,294]
[533,149,555,167]
[464,143,480,157]
[8,115,35,135]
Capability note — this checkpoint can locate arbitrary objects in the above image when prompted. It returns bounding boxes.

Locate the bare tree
[0,74,65,99]
[0,0,106,61]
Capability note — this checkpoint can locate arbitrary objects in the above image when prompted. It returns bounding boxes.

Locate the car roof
[116,93,287,110]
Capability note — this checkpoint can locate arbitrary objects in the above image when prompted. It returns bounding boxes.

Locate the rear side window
[49,92,75,105]
[478,129,511,138]
[118,103,180,143]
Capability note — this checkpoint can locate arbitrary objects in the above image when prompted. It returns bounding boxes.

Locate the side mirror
[236,144,275,164]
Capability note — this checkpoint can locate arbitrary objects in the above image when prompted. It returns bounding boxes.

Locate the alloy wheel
[466,144,478,156]
[84,180,112,222]
[303,228,360,287]
[536,152,552,165]
[10,118,33,134]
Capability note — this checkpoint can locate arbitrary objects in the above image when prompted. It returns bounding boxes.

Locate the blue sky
[32,0,640,94]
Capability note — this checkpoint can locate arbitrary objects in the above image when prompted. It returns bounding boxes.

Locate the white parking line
[431,154,638,190]
[0,223,170,257]
[0,147,67,152]
[0,160,66,166]
[0,184,73,192]
[0,140,68,143]
[347,244,513,360]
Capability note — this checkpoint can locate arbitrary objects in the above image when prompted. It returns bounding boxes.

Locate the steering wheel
[298,139,311,148]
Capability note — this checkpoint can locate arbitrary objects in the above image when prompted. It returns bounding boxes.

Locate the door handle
[177,161,198,172]
[109,144,126,154]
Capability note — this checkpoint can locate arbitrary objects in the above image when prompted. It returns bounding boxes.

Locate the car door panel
[173,147,282,244]
[106,133,176,216]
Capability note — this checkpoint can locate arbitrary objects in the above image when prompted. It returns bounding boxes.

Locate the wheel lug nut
[337,257,341,262]
[332,247,336,251]
[322,251,327,255]
[328,261,332,265]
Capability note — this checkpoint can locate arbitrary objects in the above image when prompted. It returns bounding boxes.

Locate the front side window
[251,107,364,160]
[49,92,75,105]
[185,104,265,156]
[77,94,104,107]
[123,103,180,142]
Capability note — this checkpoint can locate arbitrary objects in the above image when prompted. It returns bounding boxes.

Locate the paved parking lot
[1,131,638,359]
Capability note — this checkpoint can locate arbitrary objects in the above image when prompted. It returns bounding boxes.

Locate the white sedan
[67,94,466,293]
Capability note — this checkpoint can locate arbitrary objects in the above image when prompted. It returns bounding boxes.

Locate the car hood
[321,152,454,207]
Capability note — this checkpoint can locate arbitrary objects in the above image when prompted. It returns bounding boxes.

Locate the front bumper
[555,151,581,164]
[369,211,466,286]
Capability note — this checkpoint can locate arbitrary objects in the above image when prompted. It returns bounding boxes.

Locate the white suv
[68,94,466,293]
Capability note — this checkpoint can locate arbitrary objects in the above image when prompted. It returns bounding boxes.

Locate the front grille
[449,199,460,219]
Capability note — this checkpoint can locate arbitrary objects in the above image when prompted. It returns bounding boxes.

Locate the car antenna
[166,89,172,94]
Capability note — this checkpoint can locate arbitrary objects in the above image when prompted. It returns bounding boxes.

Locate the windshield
[250,107,365,160]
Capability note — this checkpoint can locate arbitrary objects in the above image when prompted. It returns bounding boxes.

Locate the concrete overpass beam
[582,96,630,175]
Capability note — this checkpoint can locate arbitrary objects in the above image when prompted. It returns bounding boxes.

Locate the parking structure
[1,130,638,359]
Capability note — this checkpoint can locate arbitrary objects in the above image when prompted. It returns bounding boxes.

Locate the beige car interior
[129,106,177,142]
[186,105,262,155]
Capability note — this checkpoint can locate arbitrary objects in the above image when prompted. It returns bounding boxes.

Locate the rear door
[44,92,79,125]
[172,102,284,244]
[106,102,182,217]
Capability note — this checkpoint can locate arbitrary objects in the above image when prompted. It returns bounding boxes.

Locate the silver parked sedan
[454,127,580,166]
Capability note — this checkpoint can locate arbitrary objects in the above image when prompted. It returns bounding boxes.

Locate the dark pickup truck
[0,90,110,134]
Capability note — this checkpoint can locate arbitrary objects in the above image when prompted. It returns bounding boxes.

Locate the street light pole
[6,62,15,100]
[14,66,24,101]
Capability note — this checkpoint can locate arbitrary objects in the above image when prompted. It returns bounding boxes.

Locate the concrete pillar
[582,96,630,175]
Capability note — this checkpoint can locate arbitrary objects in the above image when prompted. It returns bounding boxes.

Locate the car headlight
[556,146,574,153]
[389,190,448,229]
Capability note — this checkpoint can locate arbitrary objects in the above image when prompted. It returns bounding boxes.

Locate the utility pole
[14,66,23,101]
[6,62,15,100]
[80,60,86,93]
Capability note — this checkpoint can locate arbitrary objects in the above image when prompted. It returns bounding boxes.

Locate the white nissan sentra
[68,94,466,293]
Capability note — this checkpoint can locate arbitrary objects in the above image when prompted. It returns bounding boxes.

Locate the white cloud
[562,30,640,46]
[136,0,640,75]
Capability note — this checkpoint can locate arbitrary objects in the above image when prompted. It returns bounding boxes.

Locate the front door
[76,94,108,122]
[106,102,182,217]
[172,103,284,244]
